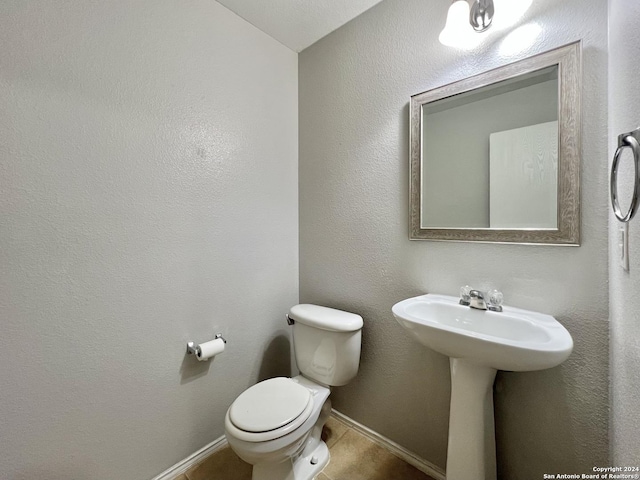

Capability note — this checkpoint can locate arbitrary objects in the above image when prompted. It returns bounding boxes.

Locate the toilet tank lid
[289,304,363,332]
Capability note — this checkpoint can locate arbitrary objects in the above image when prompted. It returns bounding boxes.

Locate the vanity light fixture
[469,0,494,32]
[439,0,533,48]
[438,0,482,49]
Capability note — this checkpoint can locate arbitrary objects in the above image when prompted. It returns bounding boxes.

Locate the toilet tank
[288,304,363,387]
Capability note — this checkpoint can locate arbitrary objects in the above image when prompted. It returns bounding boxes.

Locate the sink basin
[392,293,573,480]
[392,293,573,371]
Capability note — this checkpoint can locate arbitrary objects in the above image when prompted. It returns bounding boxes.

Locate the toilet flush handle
[286,313,295,326]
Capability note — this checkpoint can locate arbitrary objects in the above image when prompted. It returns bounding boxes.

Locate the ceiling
[215,0,386,52]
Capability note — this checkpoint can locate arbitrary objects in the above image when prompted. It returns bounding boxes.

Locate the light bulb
[439,0,482,49]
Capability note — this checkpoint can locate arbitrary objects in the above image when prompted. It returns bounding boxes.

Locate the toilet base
[252,440,329,480]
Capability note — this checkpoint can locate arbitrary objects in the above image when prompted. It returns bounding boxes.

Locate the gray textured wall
[0,1,298,479]
[608,0,640,465]
[299,0,609,478]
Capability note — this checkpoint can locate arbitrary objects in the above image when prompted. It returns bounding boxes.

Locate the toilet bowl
[224,304,363,480]
[225,376,331,480]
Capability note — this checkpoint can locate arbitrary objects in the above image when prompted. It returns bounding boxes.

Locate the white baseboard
[330,409,446,480]
[150,412,445,480]
[150,435,228,480]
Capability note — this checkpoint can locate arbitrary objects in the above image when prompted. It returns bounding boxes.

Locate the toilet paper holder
[186,334,226,357]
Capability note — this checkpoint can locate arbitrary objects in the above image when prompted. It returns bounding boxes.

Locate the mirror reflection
[421,66,559,229]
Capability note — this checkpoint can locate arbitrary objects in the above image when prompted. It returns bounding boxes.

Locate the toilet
[224,304,363,480]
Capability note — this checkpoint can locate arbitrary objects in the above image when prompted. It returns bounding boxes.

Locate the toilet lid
[229,378,311,433]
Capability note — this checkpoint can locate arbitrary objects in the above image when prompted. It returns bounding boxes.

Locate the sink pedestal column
[446,358,497,480]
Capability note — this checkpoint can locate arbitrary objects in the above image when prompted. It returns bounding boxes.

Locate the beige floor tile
[182,422,435,480]
[172,475,187,480]
[185,446,252,480]
[322,416,349,448]
[323,430,436,480]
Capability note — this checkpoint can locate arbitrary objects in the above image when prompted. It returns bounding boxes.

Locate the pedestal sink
[392,293,573,480]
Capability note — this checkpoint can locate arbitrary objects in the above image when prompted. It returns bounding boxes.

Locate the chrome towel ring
[611,127,640,222]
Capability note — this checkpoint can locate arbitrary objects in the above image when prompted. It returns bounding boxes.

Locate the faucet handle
[459,285,472,306]
[487,289,504,312]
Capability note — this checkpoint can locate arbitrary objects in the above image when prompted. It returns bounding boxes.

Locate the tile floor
[175,416,436,480]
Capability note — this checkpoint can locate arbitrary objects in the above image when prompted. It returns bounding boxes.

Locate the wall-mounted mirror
[410,41,581,244]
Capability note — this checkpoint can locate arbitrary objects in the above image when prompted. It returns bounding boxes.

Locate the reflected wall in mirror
[410,41,581,244]
[422,67,559,229]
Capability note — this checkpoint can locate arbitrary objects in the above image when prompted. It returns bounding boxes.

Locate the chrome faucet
[469,289,487,310]
[459,286,503,312]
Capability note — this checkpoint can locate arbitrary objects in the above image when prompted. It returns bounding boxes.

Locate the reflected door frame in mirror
[410,41,581,245]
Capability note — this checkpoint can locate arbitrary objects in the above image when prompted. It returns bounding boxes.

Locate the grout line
[330,410,446,480]
[328,422,349,448]
[316,469,332,480]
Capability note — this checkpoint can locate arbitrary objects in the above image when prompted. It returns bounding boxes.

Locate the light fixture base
[470,0,495,32]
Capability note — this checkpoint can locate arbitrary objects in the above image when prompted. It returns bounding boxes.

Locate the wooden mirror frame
[409,41,581,245]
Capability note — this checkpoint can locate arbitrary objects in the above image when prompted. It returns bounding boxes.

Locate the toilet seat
[226,377,314,442]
